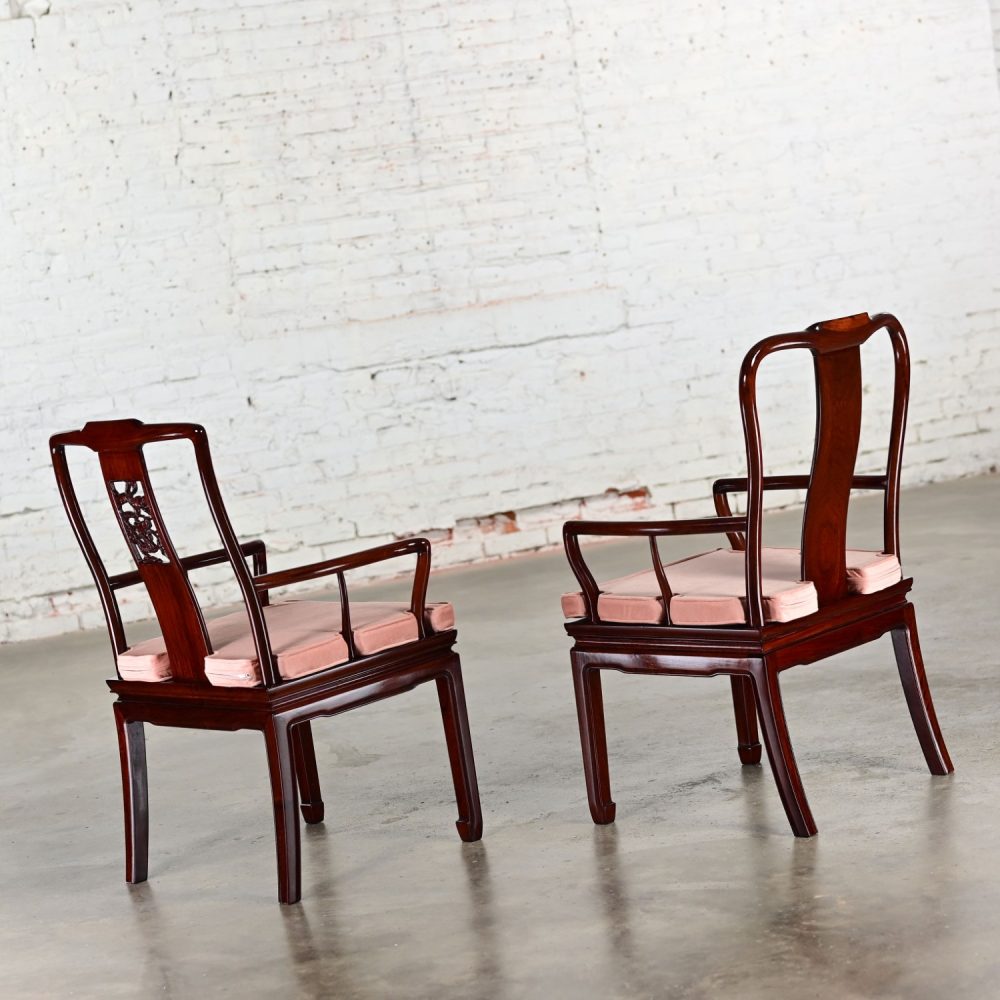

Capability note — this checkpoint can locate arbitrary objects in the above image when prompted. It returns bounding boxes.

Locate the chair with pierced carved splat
[561,312,953,836]
[50,420,482,903]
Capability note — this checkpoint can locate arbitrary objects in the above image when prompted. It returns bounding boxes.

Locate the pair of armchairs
[50,312,952,903]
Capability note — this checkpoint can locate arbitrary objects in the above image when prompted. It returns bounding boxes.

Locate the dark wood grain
[113,704,148,884]
[49,420,483,903]
[730,676,762,765]
[562,313,953,837]
[800,345,863,604]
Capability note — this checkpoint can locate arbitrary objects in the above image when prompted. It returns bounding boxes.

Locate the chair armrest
[253,538,429,590]
[563,517,745,624]
[563,516,745,539]
[252,538,432,656]
[108,539,267,591]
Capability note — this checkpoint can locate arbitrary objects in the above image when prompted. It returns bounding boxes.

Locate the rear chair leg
[749,662,817,837]
[730,675,762,765]
[436,657,484,842]
[571,655,616,824]
[113,703,148,884]
[264,717,302,904]
[891,605,954,776]
[292,722,325,825]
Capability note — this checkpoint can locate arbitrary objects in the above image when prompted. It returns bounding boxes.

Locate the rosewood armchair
[50,419,482,903]
[561,312,953,837]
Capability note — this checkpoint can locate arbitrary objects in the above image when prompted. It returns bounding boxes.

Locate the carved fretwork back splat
[109,479,168,565]
[95,437,212,681]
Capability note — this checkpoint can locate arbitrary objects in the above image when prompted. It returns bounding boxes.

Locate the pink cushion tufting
[116,600,455,687]
[561,547,901,626]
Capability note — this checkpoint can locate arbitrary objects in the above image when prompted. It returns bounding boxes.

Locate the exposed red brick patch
[619,486,652,508]
[473,510,518,534]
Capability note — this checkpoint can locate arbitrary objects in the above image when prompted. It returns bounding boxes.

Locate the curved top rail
[50,419,206,453]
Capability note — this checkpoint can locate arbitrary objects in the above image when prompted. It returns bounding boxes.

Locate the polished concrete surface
[2,476,999,999]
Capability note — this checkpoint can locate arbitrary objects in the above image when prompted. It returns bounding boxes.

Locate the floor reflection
[460,842,505,999]
[280,900,342,1000]
[591,823,664,996]
[130,887,179,997]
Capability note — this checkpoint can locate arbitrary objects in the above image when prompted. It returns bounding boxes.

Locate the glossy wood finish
[50,419,482,903]
[571,654,616,824]
[436,656,486,841]
[730,676,762,765]
[563,313,953,836]
[292,722,325,825]
[113,703,148,884]
[891,603,953,776]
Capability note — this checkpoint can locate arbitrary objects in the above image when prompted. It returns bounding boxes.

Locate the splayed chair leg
[749,662,817,837]
[891,604,954,776]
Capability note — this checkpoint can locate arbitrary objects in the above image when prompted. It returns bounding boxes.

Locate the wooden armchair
[50,419,482,903]
[561,313,952,837]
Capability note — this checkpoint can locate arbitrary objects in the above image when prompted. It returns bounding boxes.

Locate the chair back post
[50,441,129,669]
[188,429,279,687]
[882,314,910,560]
[738,346,769,628]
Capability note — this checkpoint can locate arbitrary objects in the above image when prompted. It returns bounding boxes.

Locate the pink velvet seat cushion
[844,549,903,594]
[561,547,901,627]
[116,600,455,687]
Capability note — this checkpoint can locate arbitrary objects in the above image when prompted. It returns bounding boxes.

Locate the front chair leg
[263,717,302,904]
[571,655,616,824]
[113,703,149,884]
[891,604,954,776]
[749,662,817,837]
[292,722,325,824]
[436,657,484,842]
[730,675,762,765]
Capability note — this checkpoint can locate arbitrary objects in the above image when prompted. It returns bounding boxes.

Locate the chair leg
[436,657,484,843]
[292,722,325,825]
[113,703,148,884]
[891,605,954,776]
[571,656,616,824]
[263,717,302,904]
[730,675,762,765]
[748,663,817,837]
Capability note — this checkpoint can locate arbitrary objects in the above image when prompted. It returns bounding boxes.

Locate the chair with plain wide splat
[561,312,953,837]
[50,419,482,903]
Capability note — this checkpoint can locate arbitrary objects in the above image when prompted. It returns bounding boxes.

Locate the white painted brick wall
[993,1,1000,77]
[2,1,1000,642]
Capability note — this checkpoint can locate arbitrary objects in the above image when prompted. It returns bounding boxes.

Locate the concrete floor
[2,476,999,999]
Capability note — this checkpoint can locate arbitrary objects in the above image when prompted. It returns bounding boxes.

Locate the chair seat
[116,600,456,687]
[561,547,901,626]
